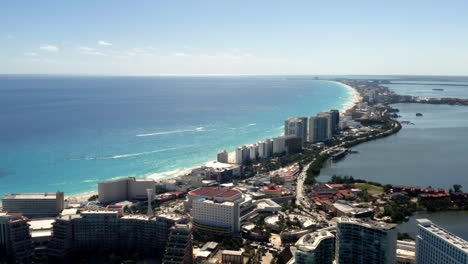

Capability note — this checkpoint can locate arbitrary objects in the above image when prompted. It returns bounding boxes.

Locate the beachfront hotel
[0,212,33,261]
[415,219,468,264]
[284,117,308,144]
[308,115,330,143]
[295,230,336,264]
[185,187,243,235]
[1,192,64,218]
[336,217,397,264]
[97,176,155,204]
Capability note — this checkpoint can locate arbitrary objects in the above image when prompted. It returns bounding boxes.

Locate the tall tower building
[308,116,330,143]
[329,110,340,135]
[415,218,468,264]
[235,146,249,165]
[146,189,154,216]
[336,217,397,264]
[317,112,333,139]
[285,117,308,144]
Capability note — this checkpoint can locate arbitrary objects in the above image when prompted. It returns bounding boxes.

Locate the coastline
[65,80,361,202]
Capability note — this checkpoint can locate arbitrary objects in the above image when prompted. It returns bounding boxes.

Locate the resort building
[1,192,64,218]
[186,187,243,235]
[248,144,259,160]
[284,117,308,144]
[329,109,340,135]
[317,112,333,139]
[217,150,229,163]
[162,223,193,264]
[98,177,155,204]
[336,217,397,264]
[272,135,302,154]
[295,230,335,264]
[257,139,273,159]
[308,116,330,143]
[47,210,186,259]
[415,218,468,264]
[0,212,33,261]
[235,145,249,165]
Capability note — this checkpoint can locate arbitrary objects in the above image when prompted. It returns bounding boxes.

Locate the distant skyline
[2,0,468,76]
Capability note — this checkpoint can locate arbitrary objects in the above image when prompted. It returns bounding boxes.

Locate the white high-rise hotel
[416,219,468,264]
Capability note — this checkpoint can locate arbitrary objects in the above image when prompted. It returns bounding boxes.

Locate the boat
[432,88,444,91]
[416,113,423,117]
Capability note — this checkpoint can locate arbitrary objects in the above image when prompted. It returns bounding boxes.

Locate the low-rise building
[1,192,64,218]
[221,250,243,264]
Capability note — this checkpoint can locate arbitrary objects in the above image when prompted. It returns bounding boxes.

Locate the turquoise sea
[0,76,355,196]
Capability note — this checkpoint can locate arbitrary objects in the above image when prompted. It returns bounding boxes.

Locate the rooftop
[2,193,62,200]
[189,187,241,198]
[296,230,335,252]
[417,219,468,252]
[337,217,396,230]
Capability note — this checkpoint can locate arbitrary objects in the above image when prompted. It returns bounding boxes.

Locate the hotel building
[295,230,335,264]
[1,192,64,218]
[186,187,243,235]
[336,217,397,264]
[48,210,186,259]
[98,177,155,204]
[415,218,468,264]
[217,150,229,163]
[285,117,308,144]
[308,116,330,143]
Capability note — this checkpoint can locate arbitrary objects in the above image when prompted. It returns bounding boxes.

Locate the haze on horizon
[1,0,468,76]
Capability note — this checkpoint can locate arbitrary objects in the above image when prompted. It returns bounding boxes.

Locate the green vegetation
[353,183,384,196]
[304,153,330,185]
[382,197,418,223]
[88,194,98,201]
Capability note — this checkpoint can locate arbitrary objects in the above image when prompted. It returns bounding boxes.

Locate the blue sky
[2,0,468,75]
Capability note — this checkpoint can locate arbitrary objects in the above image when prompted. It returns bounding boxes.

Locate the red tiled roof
[264,186,282,192]
[188,187,241,198]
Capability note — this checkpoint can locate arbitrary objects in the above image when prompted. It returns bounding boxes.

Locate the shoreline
[65,81,361,202]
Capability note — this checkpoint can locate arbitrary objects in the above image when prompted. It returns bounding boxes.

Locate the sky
[1,0,468,76]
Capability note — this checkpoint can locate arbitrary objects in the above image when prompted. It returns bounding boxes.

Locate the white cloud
[40,45,59,52]
[98,40,112,46]
[82,51,107,56]
[173,52,191,57]
[78,47,95,52]
[24,52,38,56]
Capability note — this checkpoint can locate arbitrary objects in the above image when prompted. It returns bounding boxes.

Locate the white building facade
[415,219,468,264]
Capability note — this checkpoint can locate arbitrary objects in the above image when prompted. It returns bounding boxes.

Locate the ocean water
[0,76,354,196]
[319,80,468,190]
